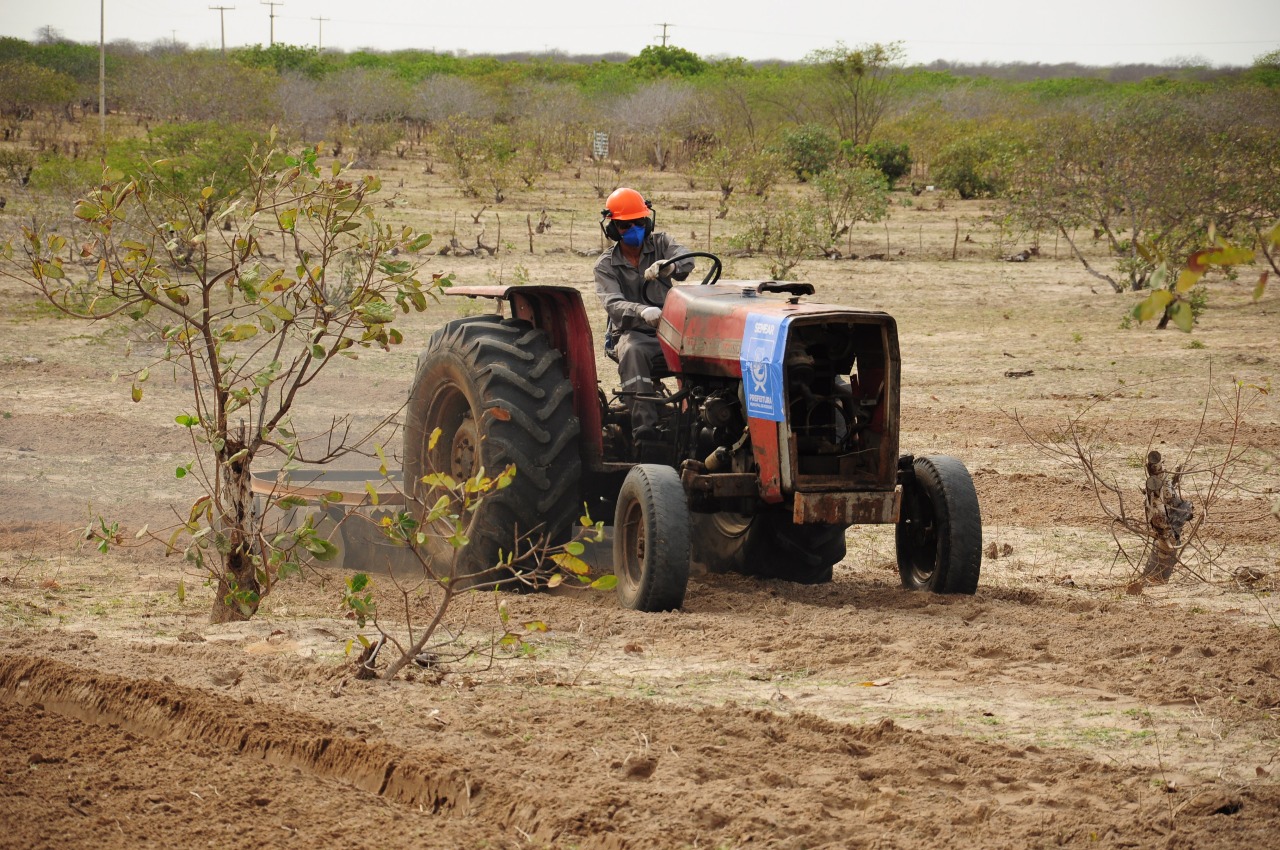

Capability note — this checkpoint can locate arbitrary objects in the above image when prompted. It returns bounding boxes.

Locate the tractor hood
[657,281,895,380]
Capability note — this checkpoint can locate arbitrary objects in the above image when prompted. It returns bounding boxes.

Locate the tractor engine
[692,383,748,471]
[783,334,856,457]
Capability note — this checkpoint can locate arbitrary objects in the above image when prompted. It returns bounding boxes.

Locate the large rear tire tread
[614,464,691,612]
[404,317,582,589]
[896,455,982,594]
[690,513,751,576]
[693,509,845,585]
[768,519,845,584]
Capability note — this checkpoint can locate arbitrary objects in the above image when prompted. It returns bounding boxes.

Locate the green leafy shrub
[743,149,785,198]
[776,123,839,181]
[130,122,276,197]
[29,123,269,201]
[0,59,76,116]
[733,202,825,278]
[626,45,708,78]
[809,165,890,244]
[28,152,99,196]
[846,140,911,183]
[933,134,1021,199]
[231,43,333,79]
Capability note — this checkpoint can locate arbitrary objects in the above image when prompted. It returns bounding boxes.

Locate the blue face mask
[620,223,645,247]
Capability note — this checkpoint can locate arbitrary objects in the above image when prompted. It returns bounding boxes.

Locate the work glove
[644,261,665,282]
[640,306,663,327]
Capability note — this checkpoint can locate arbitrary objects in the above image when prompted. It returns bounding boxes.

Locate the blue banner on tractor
[740,312,791,421]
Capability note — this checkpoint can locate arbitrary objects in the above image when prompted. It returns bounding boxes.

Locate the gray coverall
[593,231,692,433]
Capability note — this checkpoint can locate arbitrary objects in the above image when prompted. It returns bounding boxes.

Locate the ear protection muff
[600,202,656,242]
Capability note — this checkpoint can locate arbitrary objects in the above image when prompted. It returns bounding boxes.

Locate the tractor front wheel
[896,455,982,594]
[614,464,691,611]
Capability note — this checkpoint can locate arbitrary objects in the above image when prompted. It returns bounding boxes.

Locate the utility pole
[98,0,105,138]
[261,0,283,46]
[312,15,329,50]
[210,5,234,56]
[654,22,674,47]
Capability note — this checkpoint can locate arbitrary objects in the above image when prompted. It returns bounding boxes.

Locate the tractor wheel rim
[425,383,479,483]
[621,503,645,585]
[450,418,478,479]
[913,517,938,583]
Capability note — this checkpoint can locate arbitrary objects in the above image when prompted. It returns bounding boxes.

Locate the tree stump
[1142,450,1194,582]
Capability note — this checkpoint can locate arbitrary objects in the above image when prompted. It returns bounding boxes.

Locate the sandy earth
[1,164,1279,849]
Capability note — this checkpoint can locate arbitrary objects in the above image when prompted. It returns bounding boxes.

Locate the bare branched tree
[1006,95,1280,296]
[611,80,702,171]
[115,53,277,124]
[1016,375,1277,588]
[274,72,332,141]
[409,75,498,130]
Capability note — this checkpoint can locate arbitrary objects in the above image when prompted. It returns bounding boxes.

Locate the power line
[654,22,674,48]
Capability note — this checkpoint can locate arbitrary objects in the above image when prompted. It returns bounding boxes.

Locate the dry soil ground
[1,162,1278,850]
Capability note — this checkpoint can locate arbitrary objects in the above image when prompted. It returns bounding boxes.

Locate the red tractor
[404,254,981,611]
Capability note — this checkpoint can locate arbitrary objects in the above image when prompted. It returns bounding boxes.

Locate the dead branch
[438,236,473,257]
[1058,223,1122,292]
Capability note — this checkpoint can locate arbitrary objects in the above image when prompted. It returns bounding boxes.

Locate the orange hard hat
[604,187,651,221]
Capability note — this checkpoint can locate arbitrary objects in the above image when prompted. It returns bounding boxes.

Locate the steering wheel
[664,252,722,287]
[641,252,723,305]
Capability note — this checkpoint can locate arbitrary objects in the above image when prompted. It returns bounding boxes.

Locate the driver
[594,187,693,441]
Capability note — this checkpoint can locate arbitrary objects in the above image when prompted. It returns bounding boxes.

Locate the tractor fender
[446,285,602,467]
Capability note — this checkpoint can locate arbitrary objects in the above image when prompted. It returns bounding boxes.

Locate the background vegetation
[2,30,1278,319]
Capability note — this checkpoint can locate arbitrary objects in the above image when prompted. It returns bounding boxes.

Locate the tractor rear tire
[404,316,581,590]
[614,464,691,611]
[896,455,982,594]
[692,509,846,585]
[689,512,752,576]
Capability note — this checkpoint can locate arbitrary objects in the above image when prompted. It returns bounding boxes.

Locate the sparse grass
[1073,726,1157,746]
[0,600,37,627]
[11,297,74,321]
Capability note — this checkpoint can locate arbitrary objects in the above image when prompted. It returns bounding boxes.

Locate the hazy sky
[1,0,1277,66]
